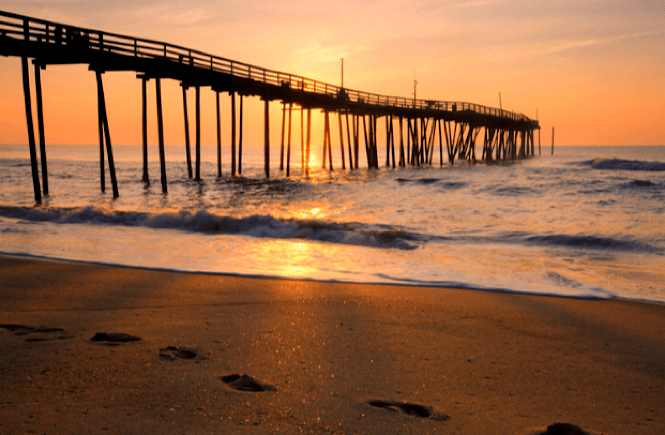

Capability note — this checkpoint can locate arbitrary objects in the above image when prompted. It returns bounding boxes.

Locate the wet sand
[1,254,664,434]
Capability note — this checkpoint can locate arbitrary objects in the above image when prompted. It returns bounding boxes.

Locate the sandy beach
[1,254,664,434]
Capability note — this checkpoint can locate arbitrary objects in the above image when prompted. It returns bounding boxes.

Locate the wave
[0,205,423,250]
[515,232,661,254]
[585,158,665,172]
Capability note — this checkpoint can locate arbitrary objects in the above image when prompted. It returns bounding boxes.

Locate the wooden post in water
[95,70,118,198]
[286,102,292,176]
[155,77,167,193]
[345,112,353,169]
[33,62,48,195]
[141,76,149,183]
[305,108,312,177]
[300,106,305,173]
[216,91,222,177]
[322,111,329,169]
[195,85,201,181]
[230,92,236,176]
[551,127,555,155]
[338,111,346,170]
[264,99,270,178]
[238,94,243,175]
[21,56,42,203]
[399,117,405,167]
[327,111,334,170]
[181,84,193,179]
[279,102,286,171]
[353,115,360,169]
[390,116,396,168]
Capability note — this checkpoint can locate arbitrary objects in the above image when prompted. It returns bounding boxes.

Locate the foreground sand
[1,254,664,435]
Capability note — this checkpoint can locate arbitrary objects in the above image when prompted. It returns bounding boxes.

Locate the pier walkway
[1,10,540,202]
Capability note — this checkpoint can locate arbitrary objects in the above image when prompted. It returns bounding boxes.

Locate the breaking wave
[0,205,423,250]
[585,158,665,172]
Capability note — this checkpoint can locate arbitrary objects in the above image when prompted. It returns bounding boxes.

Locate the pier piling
[33,62,48,195]
[21,56,42,203]
[155,77,167,193]
[141,76,149,184]
[94,70,118,198]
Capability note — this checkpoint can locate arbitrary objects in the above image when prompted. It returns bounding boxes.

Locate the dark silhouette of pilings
[3,10,540,201]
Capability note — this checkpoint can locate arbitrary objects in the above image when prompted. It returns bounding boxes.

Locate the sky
[0,0,663,148]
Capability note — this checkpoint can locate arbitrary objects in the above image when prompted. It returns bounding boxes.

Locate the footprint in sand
[367,399,450,421]
[528,423,604,435]
[0,324,73,341]
[221,374,276,392]
[89,332,142,346]
[159,346,209,361]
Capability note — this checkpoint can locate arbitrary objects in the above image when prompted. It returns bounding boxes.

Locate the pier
[1,10,540,203]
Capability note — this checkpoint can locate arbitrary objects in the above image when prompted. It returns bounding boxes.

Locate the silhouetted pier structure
[1,10,540,203]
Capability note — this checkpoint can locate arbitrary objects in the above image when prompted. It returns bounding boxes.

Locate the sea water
[1,144,664,303]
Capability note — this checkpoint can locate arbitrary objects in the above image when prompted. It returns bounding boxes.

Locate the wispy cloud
[297,43,369,63]
[480,30,665,63]
[131,3,211,26]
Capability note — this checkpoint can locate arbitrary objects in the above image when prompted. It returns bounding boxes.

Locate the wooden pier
[1,10,540,203]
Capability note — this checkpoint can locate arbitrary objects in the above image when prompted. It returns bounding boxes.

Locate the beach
[1,254,663,434]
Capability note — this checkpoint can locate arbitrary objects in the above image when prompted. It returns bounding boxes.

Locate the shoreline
[1,254,664,434]
[4,251,663,306]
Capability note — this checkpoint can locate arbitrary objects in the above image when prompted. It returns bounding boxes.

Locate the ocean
[1,144,664,303]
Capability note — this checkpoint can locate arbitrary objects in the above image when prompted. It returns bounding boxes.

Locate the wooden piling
[195,85,201,181]
[338,111,346,170]
[155,77,167,193]
[353,115,360,169]
[300,105,305,173]
[141,76,149,183]
[264,99,270,178]
[280,102,286,171]
[305,108,312,176]
[327,111,333,170]
[286,102,292,176]
[231,92,236,176]
[182,84,193,179]
[95,70,118,198]
[551,127,555,155]
[345,112,353,169]
[21,56,42,203]
[33,62,48,195]
[239,94,243,175]
[399,117,405,167]
[322,111,329,169]
[216,91,222,177]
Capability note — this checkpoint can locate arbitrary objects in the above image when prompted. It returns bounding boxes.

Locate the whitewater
[1,144,664,303]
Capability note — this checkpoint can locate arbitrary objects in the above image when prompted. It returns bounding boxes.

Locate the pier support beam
[216,91,222,178]
[33,62,48,195]
[264,99,270,178]
[195,85,201,181]
[21,56,42,204]
[231,92,237,176]
[95,70,119,198]
[181,84,193,179]
[286,102,292,176]
[155,77,167,193]
[238,94,243,176]
[141,76,149,184]
[338,111,346,170]
[305,108,312,176]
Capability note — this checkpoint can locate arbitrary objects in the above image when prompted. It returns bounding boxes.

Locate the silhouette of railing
[0,10,533,123]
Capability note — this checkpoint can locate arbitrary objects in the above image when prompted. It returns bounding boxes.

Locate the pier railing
[1,10,532,123]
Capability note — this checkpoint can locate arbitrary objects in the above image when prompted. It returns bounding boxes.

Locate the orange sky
[0,1,663,147]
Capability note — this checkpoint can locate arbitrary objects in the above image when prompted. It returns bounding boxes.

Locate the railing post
[23,18,30,41]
